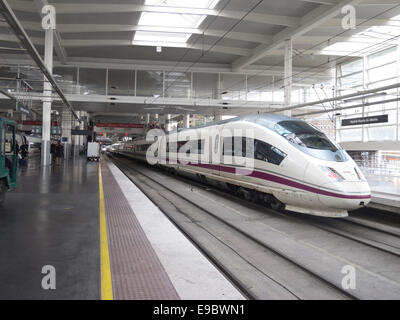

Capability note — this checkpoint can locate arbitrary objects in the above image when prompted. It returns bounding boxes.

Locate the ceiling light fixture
[133,0,220,47]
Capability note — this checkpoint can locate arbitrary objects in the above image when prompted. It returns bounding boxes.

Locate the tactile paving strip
[101,161,180,300]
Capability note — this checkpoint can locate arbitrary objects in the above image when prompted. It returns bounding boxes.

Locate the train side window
[223,137,254,157]
[243,137,254,158]
[187,139,204,154]
[254,140,286,165]
[177,140,190,155]
[198,140,204,154]
[167,142,178,153]
[223,137,233,156]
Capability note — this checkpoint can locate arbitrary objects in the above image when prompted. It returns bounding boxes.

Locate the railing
[354,159,400,177]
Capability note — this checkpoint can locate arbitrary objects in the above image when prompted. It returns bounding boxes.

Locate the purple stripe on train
[188,162,371,200]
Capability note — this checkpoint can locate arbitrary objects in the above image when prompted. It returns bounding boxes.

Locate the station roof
[0,0,399,119]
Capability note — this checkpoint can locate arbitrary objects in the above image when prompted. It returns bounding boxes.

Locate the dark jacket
[55,144,64,157]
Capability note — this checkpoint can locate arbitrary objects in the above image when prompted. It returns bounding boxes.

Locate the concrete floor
[0,157,100,299]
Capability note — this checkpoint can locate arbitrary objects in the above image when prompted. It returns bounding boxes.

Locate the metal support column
[41,26,53,166]
[284,39,292,117]
[61,110,72,159]
[166,114,171,132]
[184,114,190,128]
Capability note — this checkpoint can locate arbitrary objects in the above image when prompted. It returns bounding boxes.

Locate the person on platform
[55,140,64,166]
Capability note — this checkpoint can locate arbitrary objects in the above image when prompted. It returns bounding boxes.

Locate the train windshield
[274,120,348,162]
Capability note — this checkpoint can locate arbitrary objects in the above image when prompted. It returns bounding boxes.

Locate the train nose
[318,180,371,210]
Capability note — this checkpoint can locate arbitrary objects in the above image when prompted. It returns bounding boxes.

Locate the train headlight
[319,166,345,182]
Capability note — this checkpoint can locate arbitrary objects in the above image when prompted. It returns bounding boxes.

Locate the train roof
[132,114,303,141]
[178,113,297,132]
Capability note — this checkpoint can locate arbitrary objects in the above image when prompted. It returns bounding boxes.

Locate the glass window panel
[368,62,397,83]
[53,66,78,94]
[247,75,271,101]
[367,126,396,141]
[339,73,363,87]
[221,74,246,100]
[164,71,191,98]
[108,69,135,96]
[79,68,106,95]
[192,72,218,99]
[340,59,363,76]
[273,90,284,102]
[136,70,163,97]
[368,46,397,68]
[368,78,397,89]
[339,128,362,142]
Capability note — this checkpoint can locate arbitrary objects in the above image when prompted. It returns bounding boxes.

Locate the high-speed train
[114,114,371,217]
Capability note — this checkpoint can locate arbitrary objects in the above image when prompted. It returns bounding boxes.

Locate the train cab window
[275,120,337,152]
[274,120,349,162]
[254,140,286,165]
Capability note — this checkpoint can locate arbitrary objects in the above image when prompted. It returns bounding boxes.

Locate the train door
[211,128,221,176]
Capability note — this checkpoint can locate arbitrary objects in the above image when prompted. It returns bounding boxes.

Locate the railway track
[110,155,400,300]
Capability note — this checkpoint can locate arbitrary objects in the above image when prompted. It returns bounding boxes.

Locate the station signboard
[341,114,388,126]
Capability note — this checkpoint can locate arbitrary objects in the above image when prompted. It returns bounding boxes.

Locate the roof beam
[232,0,360,70]
[1,21,272,44]
[9,1,300,28]
[62,39,252,56]
[0,55,332,79]
[0,30,252,56]
[4,92,280,110]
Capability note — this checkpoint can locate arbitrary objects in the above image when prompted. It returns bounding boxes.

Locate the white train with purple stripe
[115,114,371,218]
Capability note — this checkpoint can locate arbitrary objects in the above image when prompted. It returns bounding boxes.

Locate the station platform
[364,174,400,214]
[0,156,243,300]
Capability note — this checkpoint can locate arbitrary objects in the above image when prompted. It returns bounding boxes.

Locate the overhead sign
[341,115,388,127]
[71,129,93,136]
[22,121,60,126]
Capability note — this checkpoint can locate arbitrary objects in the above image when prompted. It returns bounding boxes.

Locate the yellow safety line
[99,163,114,300]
